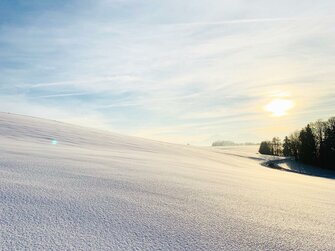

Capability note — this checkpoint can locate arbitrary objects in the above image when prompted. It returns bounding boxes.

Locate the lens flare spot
[51,139,58,145]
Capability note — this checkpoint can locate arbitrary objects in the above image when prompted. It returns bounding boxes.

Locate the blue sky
[1,0,334,145]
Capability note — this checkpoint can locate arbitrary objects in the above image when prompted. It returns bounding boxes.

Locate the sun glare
[265,98,294,117]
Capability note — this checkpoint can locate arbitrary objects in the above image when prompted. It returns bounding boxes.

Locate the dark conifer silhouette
[324,117,335,169]
[259,116,335,170]
[298,124,317,165]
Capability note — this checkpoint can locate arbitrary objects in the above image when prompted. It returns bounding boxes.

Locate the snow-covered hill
[0,112,334,250]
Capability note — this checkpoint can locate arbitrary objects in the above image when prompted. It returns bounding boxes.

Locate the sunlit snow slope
[0,112,334,250]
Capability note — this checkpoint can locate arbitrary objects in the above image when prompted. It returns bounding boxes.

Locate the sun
[265,98,294,117]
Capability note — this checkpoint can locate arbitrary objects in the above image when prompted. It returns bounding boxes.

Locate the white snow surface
[0,112,334,250]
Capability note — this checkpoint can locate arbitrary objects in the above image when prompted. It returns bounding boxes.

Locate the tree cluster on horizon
[259,116,335,170]
[212,140,258,147]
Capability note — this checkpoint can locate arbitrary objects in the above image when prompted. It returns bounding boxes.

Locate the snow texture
[0,112,334,250]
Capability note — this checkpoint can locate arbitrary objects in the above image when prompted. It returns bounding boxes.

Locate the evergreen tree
[298,124,317,165]
[324,117,335,170]
[260,116,334,170]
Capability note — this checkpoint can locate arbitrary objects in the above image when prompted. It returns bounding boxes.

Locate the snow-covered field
[0,112,334,250]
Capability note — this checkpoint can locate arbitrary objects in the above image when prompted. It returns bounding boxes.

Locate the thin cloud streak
[38,92,88,98]
[162,17,304,27]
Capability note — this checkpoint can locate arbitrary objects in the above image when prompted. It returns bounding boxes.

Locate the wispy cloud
[162,17,303,27]
[0,0,334,144]
[38,92,88,98]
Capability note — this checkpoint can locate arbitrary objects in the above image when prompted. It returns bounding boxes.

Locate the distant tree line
[212,140,258,146]
[259,116,335,170]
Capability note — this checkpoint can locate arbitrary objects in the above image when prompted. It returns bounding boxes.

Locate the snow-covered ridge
[0,112,334,250]
[0,112,173,149]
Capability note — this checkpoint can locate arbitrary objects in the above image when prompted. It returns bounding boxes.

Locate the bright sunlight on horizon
[265,99,295,117]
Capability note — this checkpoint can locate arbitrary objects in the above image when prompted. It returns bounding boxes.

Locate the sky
[0,0,334,145]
